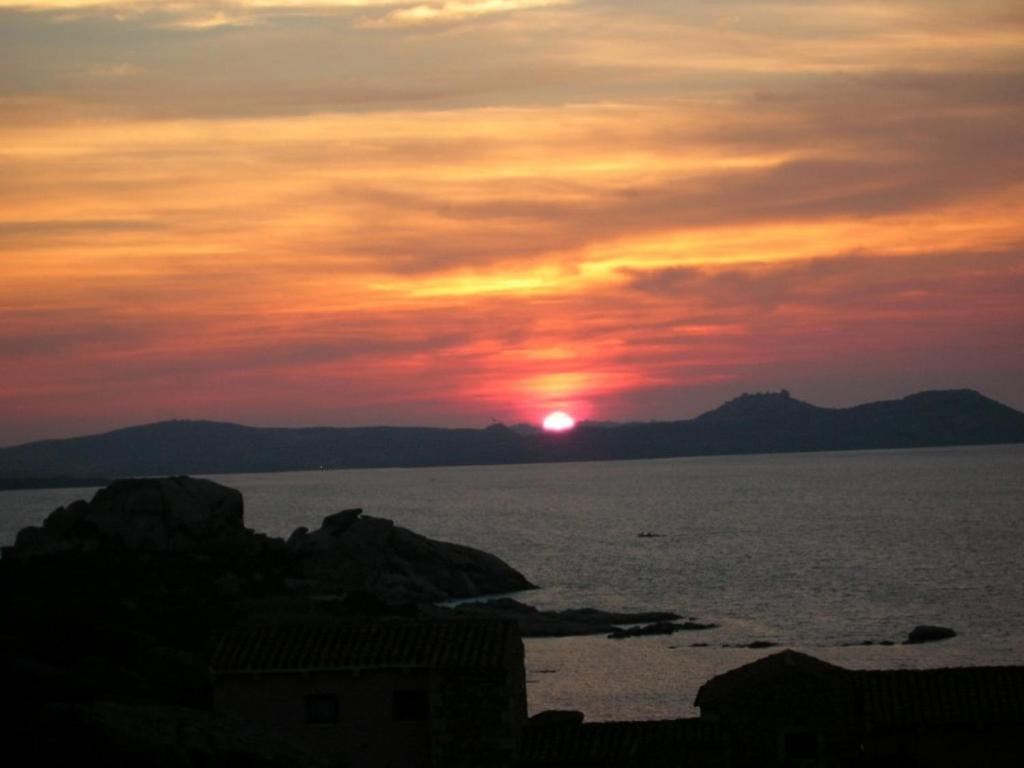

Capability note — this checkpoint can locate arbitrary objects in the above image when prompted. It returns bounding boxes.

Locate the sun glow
[542,411,576,432]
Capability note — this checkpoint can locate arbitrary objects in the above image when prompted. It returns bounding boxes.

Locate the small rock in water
[904,625,957,644]
[608,620,718,639]
[723,640,778,649]
[609,621,679,639]
[681,621,717,630]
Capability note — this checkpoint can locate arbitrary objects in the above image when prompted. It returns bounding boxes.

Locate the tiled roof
[211,618,518,673]
[520,719,725,765]
[856,666,1024,727]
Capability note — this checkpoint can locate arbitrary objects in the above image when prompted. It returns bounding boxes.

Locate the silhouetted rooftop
[211,618,519,673]
[694,649,848,707]
[857,666,1024,727]
[696,650,1024,728]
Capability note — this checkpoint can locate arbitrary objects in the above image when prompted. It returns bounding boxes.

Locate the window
[393,689,430,721]
[784,731,819,760]
[305,694,339,724]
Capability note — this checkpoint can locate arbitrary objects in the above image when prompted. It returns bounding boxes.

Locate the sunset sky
[1,0,1022,445]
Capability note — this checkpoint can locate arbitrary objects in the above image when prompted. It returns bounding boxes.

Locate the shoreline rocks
[608,621,718,639]
[839,625,958,647]
[426,597,703,638]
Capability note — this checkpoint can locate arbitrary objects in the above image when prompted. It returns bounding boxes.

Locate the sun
[542,411,576,432]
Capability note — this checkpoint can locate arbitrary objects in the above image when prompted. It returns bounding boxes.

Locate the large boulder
[287,508,537,602]
[5,477,255,558]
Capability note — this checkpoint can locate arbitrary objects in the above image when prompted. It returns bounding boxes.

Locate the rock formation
[287,508,537,602]
[3,477,536,604]
[6,476,260,557]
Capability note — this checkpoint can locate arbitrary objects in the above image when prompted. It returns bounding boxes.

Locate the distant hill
[2,389,1023,489]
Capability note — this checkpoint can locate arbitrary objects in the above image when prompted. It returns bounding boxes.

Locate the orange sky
[1,1,1023,444]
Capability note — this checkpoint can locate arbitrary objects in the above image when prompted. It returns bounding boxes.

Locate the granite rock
[288,509,537,601]
[6,477,254,558]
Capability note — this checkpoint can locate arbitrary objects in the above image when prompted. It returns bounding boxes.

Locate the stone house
[695,651,861,767]
[694,650,1024,768]
[211,618,527,768]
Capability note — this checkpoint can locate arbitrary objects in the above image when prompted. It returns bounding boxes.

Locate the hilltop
[2,389,1022,489]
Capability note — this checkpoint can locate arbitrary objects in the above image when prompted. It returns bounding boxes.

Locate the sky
[1,0,1022,445]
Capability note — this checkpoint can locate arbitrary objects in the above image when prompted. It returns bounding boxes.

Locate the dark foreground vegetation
[3,389,1023,489]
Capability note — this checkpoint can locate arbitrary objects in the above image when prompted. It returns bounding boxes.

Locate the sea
[3,444,1023,721]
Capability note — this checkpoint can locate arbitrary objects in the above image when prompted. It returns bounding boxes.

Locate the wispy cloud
[0,0,573,28]
[362,0,572,27]
[1,0,1022,442]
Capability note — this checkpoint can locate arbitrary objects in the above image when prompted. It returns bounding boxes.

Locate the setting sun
[542,411,576,432]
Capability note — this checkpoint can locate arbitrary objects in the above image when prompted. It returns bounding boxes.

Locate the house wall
[431,635,528,767]
[214,652,527,768]
[432,669,522,767]
[700,675,862,768]
[214,668,434,768]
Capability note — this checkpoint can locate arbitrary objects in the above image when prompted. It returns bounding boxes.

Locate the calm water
[3,445,1023,720]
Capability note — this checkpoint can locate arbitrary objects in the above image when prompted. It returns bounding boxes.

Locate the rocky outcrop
[287,509,537,602]
[5,476,263,558]
[4,477,536,605]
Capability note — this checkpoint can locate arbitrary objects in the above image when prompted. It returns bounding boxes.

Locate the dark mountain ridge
[2,389,1022,489]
